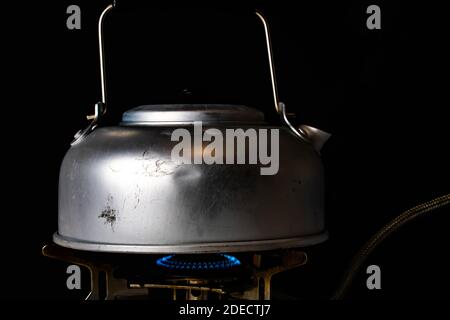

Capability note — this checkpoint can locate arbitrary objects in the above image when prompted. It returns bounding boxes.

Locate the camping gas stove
[43,244,307,300]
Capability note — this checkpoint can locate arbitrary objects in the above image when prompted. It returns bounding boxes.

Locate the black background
[2,0,449,299]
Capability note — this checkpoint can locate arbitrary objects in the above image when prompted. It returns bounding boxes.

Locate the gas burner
[42,244,307,300]
[156,254,241,271]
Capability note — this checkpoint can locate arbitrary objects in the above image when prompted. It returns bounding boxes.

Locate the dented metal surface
[56,123,328,253]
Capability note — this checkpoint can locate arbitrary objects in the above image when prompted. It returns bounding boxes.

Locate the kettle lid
[121,104,265,125]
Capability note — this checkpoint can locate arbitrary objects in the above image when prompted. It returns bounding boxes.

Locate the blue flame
[156,254,241,271]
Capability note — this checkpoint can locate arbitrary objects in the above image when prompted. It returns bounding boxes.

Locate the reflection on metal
[71,3,113,146]
[129,282,225,295]
[255,11,281,114]
[298,124,332,153]
[234,251,307,300]
[279,102,309,142]
[42,243,307,300]
[53,231,328,254]
[71,102,105,145]
[254,13,310,142]
[98,3,114,106]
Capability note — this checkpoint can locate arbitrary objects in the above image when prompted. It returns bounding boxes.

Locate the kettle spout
[298,125,331,153]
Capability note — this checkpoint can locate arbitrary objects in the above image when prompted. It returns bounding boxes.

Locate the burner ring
[156,254,241,271]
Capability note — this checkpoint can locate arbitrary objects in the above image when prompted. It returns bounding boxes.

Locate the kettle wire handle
[73,2,309,145]
[96,5,279,114]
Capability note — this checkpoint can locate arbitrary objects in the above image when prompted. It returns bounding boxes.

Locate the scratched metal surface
[57,123,326,253]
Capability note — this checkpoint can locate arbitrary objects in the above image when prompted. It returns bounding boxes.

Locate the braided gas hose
[332,193,450,300]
